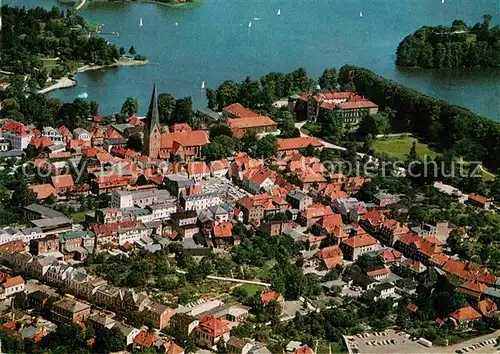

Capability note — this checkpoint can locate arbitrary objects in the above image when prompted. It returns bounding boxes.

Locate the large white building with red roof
[1,120,34,150]
[224,103,277,138]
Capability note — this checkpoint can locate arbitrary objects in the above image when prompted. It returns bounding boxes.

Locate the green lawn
[41,58,59,69]
[372,136,437,160]
[239,284,265,297]
[70,211,87,223]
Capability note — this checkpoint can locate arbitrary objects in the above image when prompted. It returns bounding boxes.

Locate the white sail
[277,9,281,16]
[359,11,363,17]
[248,21,252,28]
[139,17,143,27]
[175,22,178,26]
[201,81,205,89]
[442,0,445,3]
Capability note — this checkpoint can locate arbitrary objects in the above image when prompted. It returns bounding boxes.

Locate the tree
[94,327,126,353]
[408,141,418,161]
[322,111,344,143]
[119,47,125,56]
[129,45,136,55]
[318,68,338,91]
[276,110,296,138]
[121,96,139,116]
[206,88,217,110]
[172,97,193,124]
[12,181,36,207]
[158,93,176,124]
[202,135,235,161]
[90,101,99,116]
[126,133,143,152]
[209,124,233,139]
[216,80,240,110]
[255,135,277,159]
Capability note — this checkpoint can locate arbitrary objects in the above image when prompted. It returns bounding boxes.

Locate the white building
[210,160,229,178]
[0,276,25,299]
[42,127,63,143]
[181,192,222,212]
[0,227,23,245]
[118,225,149,245]
[21,227,45,244]
[73,128,92,141]
[110,189,171,209]
[148,203,177,221]
[1,121,34,150]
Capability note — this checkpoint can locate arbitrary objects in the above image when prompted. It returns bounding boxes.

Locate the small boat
[77,92,88,99]
[139,17,143,27]
[277,9,281,16]
[175,22,178,26]
[253,17,260,21]
[248,21,252,28]
[359,11,363,17]
[201,81,205,89]
[442,0,445,3]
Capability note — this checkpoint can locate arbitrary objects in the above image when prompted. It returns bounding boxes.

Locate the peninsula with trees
[0,6,147,93]
[396,15,500,68]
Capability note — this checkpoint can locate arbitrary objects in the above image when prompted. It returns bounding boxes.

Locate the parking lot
[199,177,251,202]
[345,329,499,353]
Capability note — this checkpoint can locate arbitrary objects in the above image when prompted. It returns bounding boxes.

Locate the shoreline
[126,0,203,9]
[38,59,148,94]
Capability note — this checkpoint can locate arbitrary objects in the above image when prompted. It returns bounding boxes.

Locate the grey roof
[24,204,65,219]
[0,150,25,158]
[19,326,40,339]
[250,347,272,354]
[112,321,138,336]
[33,256,58,267]
[21,227,43,234]
[111,123,135,133]
[484,287,500,299]
[181,191,219,201]
[148,202,176,211]
[165,174,195,188]
[89,313,116,326]
[30,216,73,228]
[197,109,221,120]
[144,244,162,253]
[3,227,20,235]
[47,144,65,152]
[287,190,309,201]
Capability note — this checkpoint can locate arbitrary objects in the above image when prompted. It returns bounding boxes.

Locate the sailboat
[139,17,143,27]
[175,22,178,26]
[442,0,445,3]
[359,11,363,18]
[201,81,205,89]
[248,21,252,28]
[277,9,281,16]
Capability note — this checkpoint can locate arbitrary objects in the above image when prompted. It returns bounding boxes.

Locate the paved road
[294,121,346,151]
[175,269,271,287]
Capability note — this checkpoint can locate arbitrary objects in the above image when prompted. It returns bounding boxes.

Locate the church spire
[147,82,160,130]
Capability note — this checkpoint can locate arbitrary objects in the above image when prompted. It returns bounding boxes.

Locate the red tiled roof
[196,315,230,337]
[105,128,124,139]
[366,268,389,277]
[51,174,75,189]
[210,159,229,170]
[458,281,488,296]
[223,103,260,117]
[260,289,282,305]
[478,299,497,316]
[362,209,386,226]
[128,116,145,127]
[133,331,160,348]
[339,100,378,110]
[3,275,24,288]
[213,222,233,238]
[377,248,402,264]
[160,130,209,149]
[165,342,185,354]
[449,306,482,322]
[58,126,72,137]
[0,240,25,253]
[277,137,323,151]
[315,245,343,260]
[468,193,489,205]
[227,116,277,130]
[171,123,192,132]
[30,136,54,148]
[342,234,379,248]
[2,121,31,135]
[407,303,418,312]
[302,203,334,220]
[30,184,57,200]
[293,345,314,354]
[186,161,209,175]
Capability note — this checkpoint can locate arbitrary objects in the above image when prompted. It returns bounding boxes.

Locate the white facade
[118,227,149,245]
[2,131,33,150]
[42,127,63,143]
[111,191,134,209]
[182,192,222,212]
[73,128,92,141]
[211,167,229,178]
[247,177,274,194]
[2,279,25,298]
[149,203,177,221]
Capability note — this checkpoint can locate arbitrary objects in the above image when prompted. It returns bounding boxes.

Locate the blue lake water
[6,0,500,120]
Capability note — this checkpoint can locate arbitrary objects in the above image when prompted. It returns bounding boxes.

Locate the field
[238,284,265,297]
[372,136,437,160]
[41,58,59,70]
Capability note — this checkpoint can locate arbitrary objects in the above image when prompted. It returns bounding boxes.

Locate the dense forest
[0,6,120,82]
[396,15,500,68]
[338,65,500,171]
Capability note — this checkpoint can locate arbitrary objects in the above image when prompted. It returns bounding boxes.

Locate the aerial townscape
[0,1,499,354]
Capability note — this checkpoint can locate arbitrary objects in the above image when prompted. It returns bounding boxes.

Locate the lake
[6,0,500,120]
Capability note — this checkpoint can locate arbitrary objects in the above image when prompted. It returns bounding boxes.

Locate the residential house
[298,203,335,228]
[458,281,488,301]
[373,191,399,207]
[73,128,92,141]
[181,192,222,212]
[88,313,117,330]
[276,137,323,153]
[143,302,175,330]
[340,234,381,261]
[448,306,482,328]
[30,184,57,201]
[210,159,229,178]
[196,315,231,349]
[374,282,395,300]
[171,211,199,238]
[0,275,25,299]
[51,174,75,195]
[467,193,490,210]
[42,127,63,143]
[315,246,344,270]
[224,103,277,138]
[27,290,52,311]
[212,222,237,248]
[286,191,313,212]
[259,289,285,307]
[51,297,91,324]
[112,321,141,346]
[1,120,34,150]
[477,299,498,317]
[395,233,442,264]
[29,235,60,257]
[237,194,289,226]
[367,267,389,281]
[170,313,199,336]
[186,161,210,181]
[227,337,253,354]
[376,248,402,265]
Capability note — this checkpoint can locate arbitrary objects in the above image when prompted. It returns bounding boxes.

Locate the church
[143,84,210,160]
